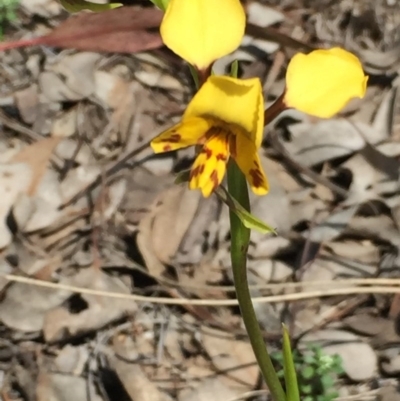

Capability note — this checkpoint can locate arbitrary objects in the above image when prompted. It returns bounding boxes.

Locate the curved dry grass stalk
[1,273,400,306]
[158,277,400,291]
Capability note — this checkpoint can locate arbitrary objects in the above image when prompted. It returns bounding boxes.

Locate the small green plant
[272,344,344,401]
[0,0,19,39]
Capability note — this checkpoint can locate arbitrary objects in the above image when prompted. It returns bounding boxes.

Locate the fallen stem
[2,273,400,305]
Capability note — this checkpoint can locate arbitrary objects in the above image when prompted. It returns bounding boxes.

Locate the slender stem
[227,160,286,401]
[264,92,286,125]
[197,64,212,87]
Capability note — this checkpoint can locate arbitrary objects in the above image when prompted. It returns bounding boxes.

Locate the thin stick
[2,273,400,306]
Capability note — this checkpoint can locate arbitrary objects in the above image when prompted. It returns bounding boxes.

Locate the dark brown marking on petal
[160,133,181,143]
[163,144,172,152]
[190,164,205,179]
[216,153,228,162]
[249,168,264,188]
[209,170,219,191]
[189,168,197,180]
[202,147,212,160]
[169,133,182,143]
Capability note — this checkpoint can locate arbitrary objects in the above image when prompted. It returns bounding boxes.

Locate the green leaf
[188,64,200,90]
[302,366,315,379]
[173,171,276,234]
[60,0,122,12]
[320,374,334,388]
[174,170,190,185]
[277,370,285,379]
[271,351,284,362]
[301,384,313,395]
[303,354,315,364]
[230,60,239,78]
[326,391,339,401]
[282,325,300,401]
[148,0,169,11]
[215,186,276,234]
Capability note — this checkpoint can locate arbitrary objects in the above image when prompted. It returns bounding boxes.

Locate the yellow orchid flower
[160,0,246,70]
[284,47,368,118]
[151,76,268,197]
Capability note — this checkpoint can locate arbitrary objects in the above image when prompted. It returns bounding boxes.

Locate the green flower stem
[227,160,286,401]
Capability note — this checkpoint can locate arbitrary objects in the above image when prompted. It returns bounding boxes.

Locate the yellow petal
[284,47,368,118]
[189,131,229,197]
[160,0,245,69]
[232,134,268,195]
[151,117,212,153]
[184,76,264,147]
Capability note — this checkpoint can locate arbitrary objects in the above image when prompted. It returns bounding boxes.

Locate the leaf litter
[1,0,400,401]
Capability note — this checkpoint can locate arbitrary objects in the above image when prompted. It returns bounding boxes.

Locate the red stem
[264,92,287,125]
[197,64,212,88]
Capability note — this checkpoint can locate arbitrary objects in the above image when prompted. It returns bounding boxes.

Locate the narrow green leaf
[148,0,169,11]
[60,0,122,12]
[174,170,190,184]
[188,64,200,89]
[173,171,276,234]
[215,186,276,234]
[230,60,239,78]
[282,324,300,401]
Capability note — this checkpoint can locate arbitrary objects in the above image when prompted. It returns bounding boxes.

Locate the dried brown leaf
[0,7,163,54]
[40,52,102,102]
[179,378,240,401]
[110,337,172,401]
[348,214,400,246]
[0,164,32,248]
[0,280,71,332]
[304,205,359,242]
[36,373,102,401]
[201,328,258,390]
[12,137,61,195]
[137,185,201,277]
[14,85,40,124]
[285,119,387,166]
[43,268,137,342]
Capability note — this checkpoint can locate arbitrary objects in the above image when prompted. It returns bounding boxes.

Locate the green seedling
[0,0,19,39]
[272,344,344,401]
